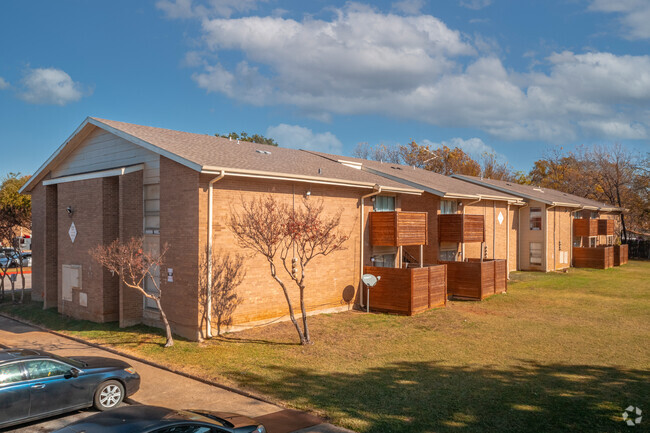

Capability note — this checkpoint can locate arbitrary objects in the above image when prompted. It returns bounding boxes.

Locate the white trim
[42,164,144,186]
[200,168,422,194]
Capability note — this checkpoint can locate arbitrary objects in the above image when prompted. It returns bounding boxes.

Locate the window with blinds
[530,207,542,230]
[440,200,457,215]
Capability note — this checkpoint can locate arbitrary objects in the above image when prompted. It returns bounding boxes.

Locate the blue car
[0,348,140,429]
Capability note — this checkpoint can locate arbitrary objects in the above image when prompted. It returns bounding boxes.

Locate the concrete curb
[0,312,280,407]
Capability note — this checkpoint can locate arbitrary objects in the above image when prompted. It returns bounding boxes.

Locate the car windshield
[49,353,85,368]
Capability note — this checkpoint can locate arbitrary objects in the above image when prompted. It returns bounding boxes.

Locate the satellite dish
[362,274,380,287]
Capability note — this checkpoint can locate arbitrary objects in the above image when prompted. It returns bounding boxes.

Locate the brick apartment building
[21,117,423,340]
[452,175,625,271]
[307,153,525,273]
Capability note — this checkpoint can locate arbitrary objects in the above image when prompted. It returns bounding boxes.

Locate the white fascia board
[452,174,556,205]
[551,202,582,208]
[200,168,423,194]
[360,167,446,197]
[43,164,144,186]
[88,118,202,172]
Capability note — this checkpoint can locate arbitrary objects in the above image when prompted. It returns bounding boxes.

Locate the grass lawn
[2,261,649,432]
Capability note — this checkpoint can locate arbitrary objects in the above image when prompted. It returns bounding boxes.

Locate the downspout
[506,203,510,278]
[359,185,382,308]
[461,197,482,261]
[545,204,557,272]
[206,171,226,338]
[518,202,529,270]
[493,202,496,260]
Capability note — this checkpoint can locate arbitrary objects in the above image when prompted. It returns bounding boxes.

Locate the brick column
[118,171,143,327]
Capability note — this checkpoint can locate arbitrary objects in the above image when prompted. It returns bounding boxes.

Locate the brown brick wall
[57,178,112,321]
[159,157,201,340]
[118,171,144,327]
[199,174,362,330]
[101,177,119,321]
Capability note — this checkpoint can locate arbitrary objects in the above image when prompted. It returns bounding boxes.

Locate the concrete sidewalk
[0,315,353,433]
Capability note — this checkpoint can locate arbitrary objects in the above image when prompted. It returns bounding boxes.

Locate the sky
[0,0,648,177]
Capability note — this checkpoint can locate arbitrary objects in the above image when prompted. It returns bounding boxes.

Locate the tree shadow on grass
[229,360,648,433]
[215,335,296,346]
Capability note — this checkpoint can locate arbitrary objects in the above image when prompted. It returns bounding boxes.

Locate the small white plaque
[167,268,173,283]
[497,211,504,225]
[69,222,77,243]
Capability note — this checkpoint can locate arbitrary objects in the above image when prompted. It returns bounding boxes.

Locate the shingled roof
[305,151,523,203]
[21,117,421,194]
[452,175,624,212]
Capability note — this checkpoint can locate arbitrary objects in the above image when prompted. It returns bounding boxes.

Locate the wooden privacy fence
[369,211,428,246]
[439,259,507,300]
[614,244,628,266]
[573,246,614,269]
[363,265,447,315]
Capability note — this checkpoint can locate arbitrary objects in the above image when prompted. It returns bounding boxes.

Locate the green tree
[216,131,278,146]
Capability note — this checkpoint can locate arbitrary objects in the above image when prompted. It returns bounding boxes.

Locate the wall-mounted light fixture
[305,190,311,198]
[66,206,74,217]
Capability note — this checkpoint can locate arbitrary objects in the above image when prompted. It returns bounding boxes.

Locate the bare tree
[353,142,402,163]
[229,196,349,345]
[90,237,174,347]
[199,248,246,337]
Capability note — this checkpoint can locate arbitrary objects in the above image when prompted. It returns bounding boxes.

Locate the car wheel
[94,380,124,411]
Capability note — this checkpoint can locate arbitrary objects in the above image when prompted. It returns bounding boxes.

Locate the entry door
[0,362,30,425]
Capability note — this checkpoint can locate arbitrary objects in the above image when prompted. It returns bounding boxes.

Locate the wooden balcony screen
[573,219,599,237]
[572,246,614,269]
[438,214,485,243]
[439,259,507,300]
[614,244,628,266]
[597,219,614,236]
[369,211,428,246]
[363,265,447,315]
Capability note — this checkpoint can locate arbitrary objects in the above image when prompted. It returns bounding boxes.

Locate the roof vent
[318,168,322,175]
[533,187,544,192]
[256,150,271,155]
[391,166,402,170]
[505,183,512,186]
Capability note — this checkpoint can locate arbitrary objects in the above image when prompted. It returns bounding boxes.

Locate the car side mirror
[68,368,80,378]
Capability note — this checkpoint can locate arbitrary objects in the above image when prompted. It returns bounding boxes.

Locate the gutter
[201,168,420,194]
[206,172,226,338]
[359,185,382,309]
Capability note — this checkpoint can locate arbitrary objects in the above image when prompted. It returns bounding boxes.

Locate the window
[439,242,458,261]
[590,211,599,219]
[372,254,395,268]
[440,200,457,215]
[573,210,582,219]
[144,184,160,235]
[144,265,161,310]
[607,235,614,246]
[589,237,597,248]
[24,360,70,380]
[374,196,395,212]
[0,363,24,385]
[530,242,542,265]
[529,208,542,230]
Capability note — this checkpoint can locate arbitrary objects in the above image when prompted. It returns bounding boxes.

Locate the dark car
[0,349,140,429]
[53,405,266,433]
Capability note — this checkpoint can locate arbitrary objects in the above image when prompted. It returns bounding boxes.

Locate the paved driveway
[0,315,352,433]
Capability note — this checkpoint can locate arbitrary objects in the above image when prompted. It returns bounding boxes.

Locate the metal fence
[624,240,650,259]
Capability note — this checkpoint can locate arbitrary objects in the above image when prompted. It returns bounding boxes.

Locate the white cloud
[589,0,650,40]
[19,68,86,106]
[0,77,9,90]
[156,0,262,19]
[459,0,492,10]
[266,124,343,154]
[180,4,650,142]
[422,137,502,159]
[392,0,424,15]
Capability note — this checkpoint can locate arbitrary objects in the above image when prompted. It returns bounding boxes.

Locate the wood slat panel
[573,219,599,237]
[573,246,614,269]
[598,219,614,236]
[438,214,485,243]
[369,211,427,246]
[441,259,506,300]
[614,244,628,266]
[363,265,446,315]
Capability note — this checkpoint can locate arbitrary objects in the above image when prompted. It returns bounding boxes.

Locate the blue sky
[1,0,648,177]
